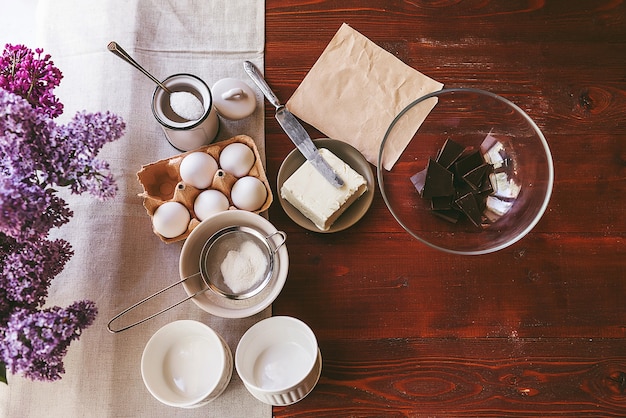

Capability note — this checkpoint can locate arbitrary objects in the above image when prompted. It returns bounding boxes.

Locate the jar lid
[212,78,257,120]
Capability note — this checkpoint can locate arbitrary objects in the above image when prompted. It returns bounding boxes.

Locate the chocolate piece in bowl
[422,159,454,198]
[453,150,484,180]
[462,163,491,191]
[411,136,497,227]
[436,138,466,169]
[410,131,529,228]
[432,208,462,224]
[454,192,482,227]
[431,196,453,211]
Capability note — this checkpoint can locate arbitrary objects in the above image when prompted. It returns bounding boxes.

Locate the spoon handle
[107,41,172,94]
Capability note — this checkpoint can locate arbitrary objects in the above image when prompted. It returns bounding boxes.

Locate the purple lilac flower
[0,301,97,381]
[0,44,125,383]
[0,177,73,241]
[0,90,125,201]
[0,235,73,320]
[46,110,126,199]
[0,89,50,179]
[0,44,63,117]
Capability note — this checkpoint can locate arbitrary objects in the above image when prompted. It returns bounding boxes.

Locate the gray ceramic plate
[277,138,375,233]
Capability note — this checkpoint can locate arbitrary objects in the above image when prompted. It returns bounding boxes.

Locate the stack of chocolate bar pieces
[411,138,494,227]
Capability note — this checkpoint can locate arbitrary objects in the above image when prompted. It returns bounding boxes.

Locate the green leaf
[0,362,7,385]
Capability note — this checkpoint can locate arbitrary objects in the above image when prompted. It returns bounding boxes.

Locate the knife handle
[243,60,282,109]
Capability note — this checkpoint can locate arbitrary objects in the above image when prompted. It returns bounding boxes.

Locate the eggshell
[231,176,267,211]
[219,142,255,177]
[193,189,229,221]
[152,201,190,238]
[179,152,218,189]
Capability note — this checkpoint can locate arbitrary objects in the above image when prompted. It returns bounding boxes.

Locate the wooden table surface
[263,1,626,416]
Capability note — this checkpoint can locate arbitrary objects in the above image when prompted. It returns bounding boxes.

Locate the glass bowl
[377,88,554,255]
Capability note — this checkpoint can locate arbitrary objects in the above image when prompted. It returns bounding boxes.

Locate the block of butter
[281,148,368,231]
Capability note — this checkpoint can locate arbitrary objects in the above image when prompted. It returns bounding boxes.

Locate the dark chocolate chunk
[431,196,453,211]
[422,159,454,198]
[454,180,475,202]
[478,173,495,194]
[455,192,482,227]
[411,135,496,228]
[432,209,461,223]
[436,138,466,169]
[454,150,484,177]
[462,163,490,191]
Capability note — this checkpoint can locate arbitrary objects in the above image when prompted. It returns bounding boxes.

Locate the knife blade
[274,107,344,187]
[243,61,344,188]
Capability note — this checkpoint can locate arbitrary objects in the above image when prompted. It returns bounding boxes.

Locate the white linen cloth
[0,1,269,417]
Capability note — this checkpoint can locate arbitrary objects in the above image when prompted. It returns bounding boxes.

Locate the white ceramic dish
[180,210,288,318]
[235,316,322,405]
[141,320,233,408]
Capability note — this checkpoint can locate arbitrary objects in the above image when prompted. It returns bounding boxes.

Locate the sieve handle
[267,230,287,255]
[107,272,203,333]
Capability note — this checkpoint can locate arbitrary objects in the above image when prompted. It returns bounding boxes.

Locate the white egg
[179,152,218,189]
[152,201,190,238]
[219,142,255,178]
[193,189,229,221]
[230,176,267,211]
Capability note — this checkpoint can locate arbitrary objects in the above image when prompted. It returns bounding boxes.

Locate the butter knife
[243,61,344,187]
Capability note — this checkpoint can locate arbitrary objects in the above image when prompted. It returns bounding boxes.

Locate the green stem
[0,361,7,384]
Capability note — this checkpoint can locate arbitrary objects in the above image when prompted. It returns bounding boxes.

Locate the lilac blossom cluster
[0,44,63,117]
[0,44,125,382]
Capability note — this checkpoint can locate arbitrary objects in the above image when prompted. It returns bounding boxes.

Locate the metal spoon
[107,41,172,94]
[107,41,204,120]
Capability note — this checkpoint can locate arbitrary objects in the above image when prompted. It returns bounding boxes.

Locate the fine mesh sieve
[200,226,285,300]
[107,226,286,333]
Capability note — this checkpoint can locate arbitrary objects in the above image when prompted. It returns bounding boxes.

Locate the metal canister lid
[212,78,257,120]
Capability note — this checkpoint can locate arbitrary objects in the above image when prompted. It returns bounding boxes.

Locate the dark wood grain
[265,0,626,415]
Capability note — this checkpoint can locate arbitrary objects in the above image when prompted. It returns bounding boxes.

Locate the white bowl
[235,316,322,405]
[141,320,232,408]
[180,210,289,318]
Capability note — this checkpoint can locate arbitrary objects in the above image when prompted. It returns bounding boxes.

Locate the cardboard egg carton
[137,135,273,243]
